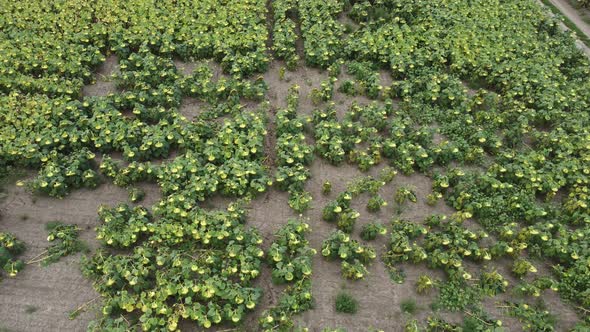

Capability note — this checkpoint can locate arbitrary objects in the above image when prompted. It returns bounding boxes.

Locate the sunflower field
[0,0,589,331]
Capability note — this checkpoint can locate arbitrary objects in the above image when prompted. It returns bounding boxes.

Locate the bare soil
[178,97,207,121]
[82,55,119,97]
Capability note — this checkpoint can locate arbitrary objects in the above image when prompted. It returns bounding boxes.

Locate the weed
[24,305,38,314]
[322,181,332,195]
[335,291,358,314]
[400,298,418,314]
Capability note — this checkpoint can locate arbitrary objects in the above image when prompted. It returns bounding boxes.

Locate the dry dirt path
[549,0,590,37]
[540,0,590,55]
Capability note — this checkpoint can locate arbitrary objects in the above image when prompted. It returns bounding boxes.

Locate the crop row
[275,85,315,212]
[260,219,315,330]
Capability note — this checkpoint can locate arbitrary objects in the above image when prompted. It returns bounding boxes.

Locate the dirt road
[549,0,590,37]
[540,0,590,55]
